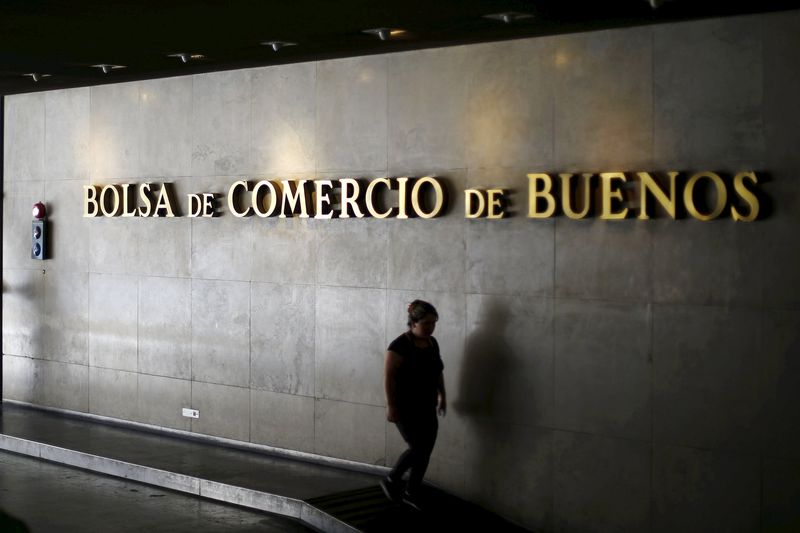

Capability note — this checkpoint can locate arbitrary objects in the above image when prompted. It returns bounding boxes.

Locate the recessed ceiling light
[22,73,51,82]
[362,28,406,41]
[167,53,205,63]
[91,64,126,74]
[260,41,297,52]
[483,12,533,24]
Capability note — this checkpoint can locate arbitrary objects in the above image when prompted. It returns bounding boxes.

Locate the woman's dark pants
[389,412,438,495]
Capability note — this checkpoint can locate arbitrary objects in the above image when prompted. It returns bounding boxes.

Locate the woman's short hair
[407,299,438,327]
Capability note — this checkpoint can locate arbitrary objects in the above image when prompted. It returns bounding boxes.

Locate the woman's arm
[384,350,401,422]
[437,372,447,416]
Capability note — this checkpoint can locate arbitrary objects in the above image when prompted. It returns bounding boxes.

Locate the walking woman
[380,300,447,510]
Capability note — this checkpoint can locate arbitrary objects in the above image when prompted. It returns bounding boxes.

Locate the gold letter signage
[84,171,763,222]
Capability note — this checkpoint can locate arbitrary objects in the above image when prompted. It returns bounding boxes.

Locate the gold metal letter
[684,171,726,221]
[599,172,629,220]
[559,173,593,219]
[464,189,486,219]
[396,177,409,219]
[83,185,100,217]
[365,178,394,219]
[731,171,759,222]
[527,173,556,218]
[138,183,153,217]
[280,179,310,218]
[187,194,203,217]
[100,185,121,217]
[120,184,137,217]
[339,178,365,219]
[252,180,279,217]
[486,189,506,219]
[227,180,252,218]
[637,172,677,220]
[314,180,335,219]
[410,177,445,219]
[154,184,176,218]
[200,193,216,217]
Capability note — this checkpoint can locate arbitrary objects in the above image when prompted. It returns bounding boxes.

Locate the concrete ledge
[4,399,388,477]
[0,434,358,533]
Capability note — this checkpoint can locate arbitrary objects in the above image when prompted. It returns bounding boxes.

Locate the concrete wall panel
[762,457,800,532]
[316,219,387,289]
[191,381,250,441]
[316,56,387,172]
[387,216,465,293]
[555,219,652,302]
[42,270,88,365]
[464,294,554,428]
[191,279,250,387]
[90,82,140,180]
[464,422,554,530]
[44,88,91,181]
[553,27,653,170]
[760,308,800,460]
[137,373,192,431]
[314,398,385,464]
[653,445,760,533]
[251,282,315,396]
[251,62,316,174]
[2,268,45,358]
[192,70,252,177]
[388,47,468,170]
[89,366,138,420]
[139,77,193,178]
[3,92,44,182]
[654,16,764,169]
[315,286,384,405]
[38,359,89,412]
[554,299,651,440]
[88,273,138,372]
[251,217,317,285]
[138,276,191,380]
[466,38,554,170]
[554,431,651,533]
[251,389,315,453]
[653,305,762,452]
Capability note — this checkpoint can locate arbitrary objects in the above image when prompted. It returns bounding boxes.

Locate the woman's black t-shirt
[388,332,444,416]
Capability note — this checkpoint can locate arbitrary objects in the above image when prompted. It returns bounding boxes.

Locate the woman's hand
[437,398,447,417]
[387,405,399,423]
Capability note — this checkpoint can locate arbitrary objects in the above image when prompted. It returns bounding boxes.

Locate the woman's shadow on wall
[453,300,522,500]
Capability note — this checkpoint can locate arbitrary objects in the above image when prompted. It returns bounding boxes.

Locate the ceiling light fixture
[260,41,297,52]
[362,28,403,41]
[22,73,51,82]
[167,53,205,63]
[91,64,126,74]
[483,12,533,24]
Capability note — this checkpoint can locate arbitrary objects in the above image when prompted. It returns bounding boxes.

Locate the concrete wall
[4,11,800,531]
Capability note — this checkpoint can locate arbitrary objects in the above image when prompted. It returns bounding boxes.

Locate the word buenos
[83,177,447,219]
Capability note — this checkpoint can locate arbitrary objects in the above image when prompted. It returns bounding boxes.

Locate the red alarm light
[32,202,46,220]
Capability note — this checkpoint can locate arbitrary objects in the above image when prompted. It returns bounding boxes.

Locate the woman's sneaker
[379,477,401,502]
[401,491,424,511]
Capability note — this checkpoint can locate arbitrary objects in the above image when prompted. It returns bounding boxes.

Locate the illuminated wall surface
[3,11,800,532]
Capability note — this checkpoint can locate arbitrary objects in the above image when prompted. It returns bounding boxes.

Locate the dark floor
[0,402,529,532]
[0,451,313,533]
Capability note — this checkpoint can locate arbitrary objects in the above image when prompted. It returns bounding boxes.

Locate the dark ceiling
[2,0,799,96]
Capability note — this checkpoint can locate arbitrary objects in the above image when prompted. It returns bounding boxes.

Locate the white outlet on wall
[182,408,199,419]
